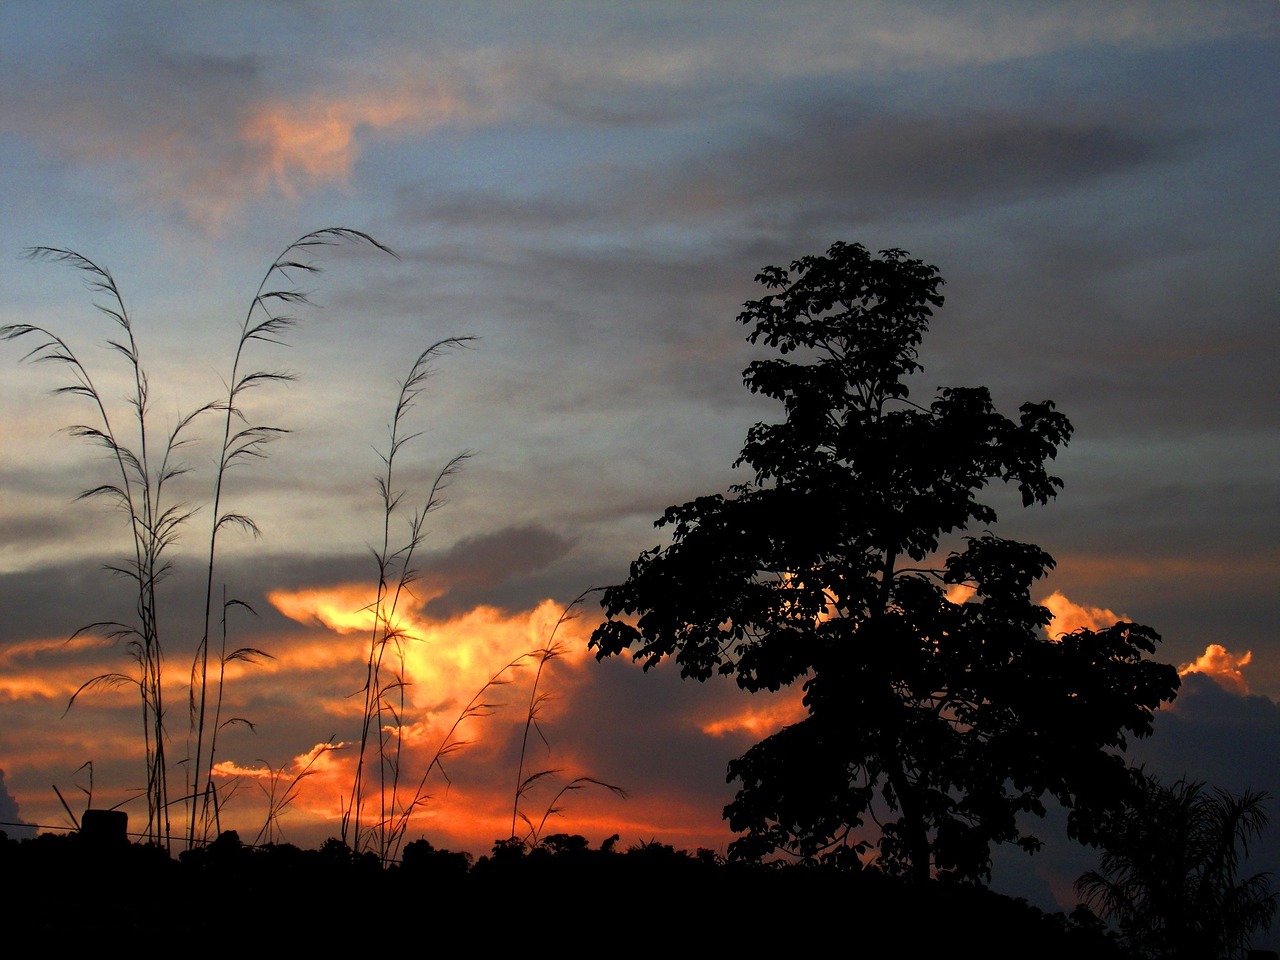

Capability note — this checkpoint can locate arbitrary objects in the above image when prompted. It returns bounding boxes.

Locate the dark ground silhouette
[5,827,1131,954]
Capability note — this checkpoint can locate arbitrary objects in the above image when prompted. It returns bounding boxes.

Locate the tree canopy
[590,241,1180,882]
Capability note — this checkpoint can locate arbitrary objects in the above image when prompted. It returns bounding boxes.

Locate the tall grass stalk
[250,739,337,846]
[342,340,476,858]
[197,588,275,838]
[379,652,531,862]
[186,228,396,847]
[3,249,212,846]
[3,228,395,849]
[509,589,626,847]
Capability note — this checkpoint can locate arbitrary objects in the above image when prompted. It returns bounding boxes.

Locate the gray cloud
[698,105,1192,222]
[1136,673,1280,797]
[0,768,36,839]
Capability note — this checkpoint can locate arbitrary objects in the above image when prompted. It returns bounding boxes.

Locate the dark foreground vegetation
[4,827,1126,955]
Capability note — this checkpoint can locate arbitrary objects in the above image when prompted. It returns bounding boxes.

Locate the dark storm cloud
[392,97,1191,235]
[221,523,581,619]
[1036,473,1279,562]
[929,228,1279,441]
[0,549,360,654]
[984,672,1280,916]
[513,60,721,128]
[394,190,597,231]
[0,511,83,556]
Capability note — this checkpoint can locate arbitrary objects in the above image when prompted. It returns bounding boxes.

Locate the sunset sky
[1,0,1277,920]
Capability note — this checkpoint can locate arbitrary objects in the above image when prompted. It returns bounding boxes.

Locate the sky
[1,0,1277,922]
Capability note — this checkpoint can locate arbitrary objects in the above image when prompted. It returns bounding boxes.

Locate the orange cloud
[700,693,806,738]
[0,584,719,855]
[0,674,80,701]
[1040,590,1125,638]
[211,588,602,844]
[268,582,411,635]
[268,584,589,703]
[1178,643,1252,695]
[0,634,134,702]
[241,84,465,198]
[14,71,490,231]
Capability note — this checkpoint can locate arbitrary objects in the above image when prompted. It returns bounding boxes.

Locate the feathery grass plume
[250,739,337,847]
[342,339,476,859]
[378,652,533,863]
[521,776,630,848]
[187,228,398,848]
[4,228,398,850]
[508,588,627,847]
[4,250,214,847]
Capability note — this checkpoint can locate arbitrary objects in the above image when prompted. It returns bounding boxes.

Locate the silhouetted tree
[1077,769,1276,959]
[591,241,1180,882]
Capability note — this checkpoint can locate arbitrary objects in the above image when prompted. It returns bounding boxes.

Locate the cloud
[993,643,1280,915]
[1179,643,1253,696]
[2,46,492,229]
[1040,590,1126,637]
[4,0,1264,234]
[1131,672,1280,838]
[399,101,1193,239]
[3,49,264,229]
[656,102,1197,238]
[699,694,806,739]
[240,82,470,198]
[203,587,607,845]
[0,768,36,839]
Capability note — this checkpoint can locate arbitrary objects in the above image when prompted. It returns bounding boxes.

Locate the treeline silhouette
[3,826,1127,954]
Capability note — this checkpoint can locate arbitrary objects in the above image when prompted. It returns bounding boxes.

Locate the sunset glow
[0,5,1275,929]
[202,586,620,847]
